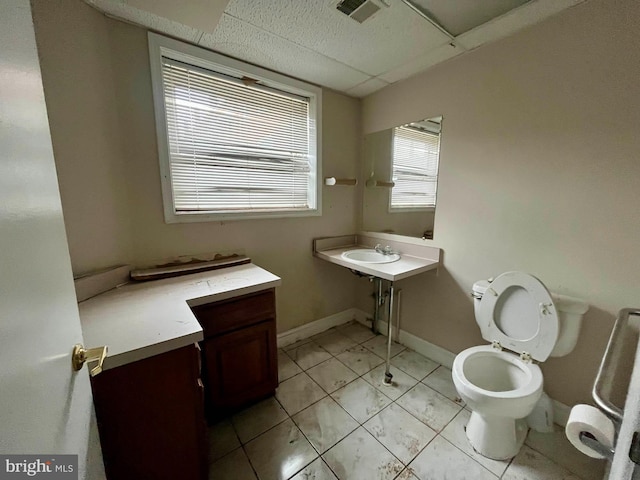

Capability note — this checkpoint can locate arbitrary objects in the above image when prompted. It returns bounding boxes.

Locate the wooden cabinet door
[91,345,207,480]
[204,319,277,412]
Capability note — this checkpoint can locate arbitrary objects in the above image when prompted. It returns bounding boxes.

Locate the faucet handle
[374,244,383,253]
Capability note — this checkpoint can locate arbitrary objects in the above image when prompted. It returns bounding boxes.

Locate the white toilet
[452,271,589,460]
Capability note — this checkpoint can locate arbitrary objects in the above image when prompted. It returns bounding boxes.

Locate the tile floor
[208,321,605,480]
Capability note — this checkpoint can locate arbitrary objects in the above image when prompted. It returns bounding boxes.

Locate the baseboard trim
[277,308,359,348]
[352,308,572,426]
[353,309,455,368]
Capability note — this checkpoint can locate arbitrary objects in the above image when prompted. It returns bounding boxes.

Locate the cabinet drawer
[193,289,275,337]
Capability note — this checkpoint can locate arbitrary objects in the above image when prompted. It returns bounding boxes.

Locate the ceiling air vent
[336,0,389,23]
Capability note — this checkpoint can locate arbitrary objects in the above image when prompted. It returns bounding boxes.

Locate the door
[0,1,104,479]
[204,320,278,412]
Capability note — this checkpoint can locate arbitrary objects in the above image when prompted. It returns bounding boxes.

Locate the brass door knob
[72,344,108,376]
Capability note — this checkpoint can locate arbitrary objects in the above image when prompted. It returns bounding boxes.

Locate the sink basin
[341,249,400,264]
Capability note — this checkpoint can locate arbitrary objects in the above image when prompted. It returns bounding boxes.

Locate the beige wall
[361,0,640,406]
[33,0,361,332]
[33,0,134,275]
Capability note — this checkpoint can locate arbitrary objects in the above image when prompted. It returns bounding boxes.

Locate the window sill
[164,208,322,223]
[388,206,436,214]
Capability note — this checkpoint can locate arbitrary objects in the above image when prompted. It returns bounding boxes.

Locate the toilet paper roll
[565,404,615,459]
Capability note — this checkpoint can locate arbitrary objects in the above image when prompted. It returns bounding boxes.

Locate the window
[390,123,440,211]
[148,33,322,222]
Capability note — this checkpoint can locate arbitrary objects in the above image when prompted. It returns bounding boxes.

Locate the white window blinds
[391,125,440,209]
[161,58,314,213]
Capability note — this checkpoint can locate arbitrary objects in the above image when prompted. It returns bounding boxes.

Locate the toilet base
[466,411,528,460]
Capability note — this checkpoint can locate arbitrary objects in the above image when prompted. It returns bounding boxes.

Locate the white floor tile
[283,337,314,352]
[232,396,289,444]
[331,377,392,423]
[422,366,464,404]
[502,445,582,480]
[396,469,420,480]
[244,419,318,480]
[307,358,358,393]
[210,329,596,480]
[362,364,419,401]
[276,372,326,415]
[363,403,437,464]
[440,409,511,476]
[525,425,606,480]
[335,345,384,376]
[396,383,462,432]
[278,349,302,382]
[313,330,357,355]
[287,342,333,370]
[289,458,337,480]
[362,335,406,359]
[293,396,359,453]
[391,350,439,381]
[409,436,498,480]
[336,321,376,344]
[323,427,404,480]
[209,447,257,480]
[208,419,241,462]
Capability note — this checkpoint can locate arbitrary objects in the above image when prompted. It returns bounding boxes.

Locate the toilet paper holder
[579,431,614,460]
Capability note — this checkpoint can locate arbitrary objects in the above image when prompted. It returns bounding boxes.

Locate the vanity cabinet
[192,288,278,418]
[90,344,207,480]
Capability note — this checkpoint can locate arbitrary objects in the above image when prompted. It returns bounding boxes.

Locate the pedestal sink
[341,249,400,264]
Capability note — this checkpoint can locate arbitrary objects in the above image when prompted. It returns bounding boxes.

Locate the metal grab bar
[593,308,640,423]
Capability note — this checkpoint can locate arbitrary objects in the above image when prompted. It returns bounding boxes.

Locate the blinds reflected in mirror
[390,124,440,209]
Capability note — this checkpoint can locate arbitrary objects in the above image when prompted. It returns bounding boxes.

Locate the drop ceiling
[86,0,585,97]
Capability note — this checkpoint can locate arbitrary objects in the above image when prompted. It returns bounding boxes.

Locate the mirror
[362,116,442,239]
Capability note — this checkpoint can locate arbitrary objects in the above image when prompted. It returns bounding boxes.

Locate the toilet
[452,271,589,460]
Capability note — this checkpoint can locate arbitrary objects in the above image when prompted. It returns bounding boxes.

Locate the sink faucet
[374,244,395,255]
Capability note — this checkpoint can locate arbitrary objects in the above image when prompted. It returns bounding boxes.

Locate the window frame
[148,32,322,223]
[388,124,440,214]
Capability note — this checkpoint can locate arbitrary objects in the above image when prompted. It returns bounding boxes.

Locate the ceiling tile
[198,14,369,92]
[379,42,464,84]
[411,0,530,36]
[223,0,451,76]
[456,0,584,50]
[87,0,202,43]
[124,0,229,33]
[345,77,390,98]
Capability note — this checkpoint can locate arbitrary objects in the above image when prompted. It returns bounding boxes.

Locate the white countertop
[314,245,439,281]
[79,263,281,371]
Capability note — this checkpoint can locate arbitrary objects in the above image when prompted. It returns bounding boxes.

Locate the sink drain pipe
[383,281,395,385]
[372,277,383,334]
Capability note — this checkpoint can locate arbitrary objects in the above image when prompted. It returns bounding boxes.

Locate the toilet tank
[471,280,490,318]
[471,280,589,357]
[549,293,589,357]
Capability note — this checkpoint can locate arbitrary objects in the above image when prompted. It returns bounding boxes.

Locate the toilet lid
[477,271,559,361]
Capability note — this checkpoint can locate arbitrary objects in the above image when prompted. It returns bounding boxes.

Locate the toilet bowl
[452,272,588,460]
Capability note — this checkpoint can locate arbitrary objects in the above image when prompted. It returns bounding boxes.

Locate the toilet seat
[477,271,559,362]
[453,345,542,401]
